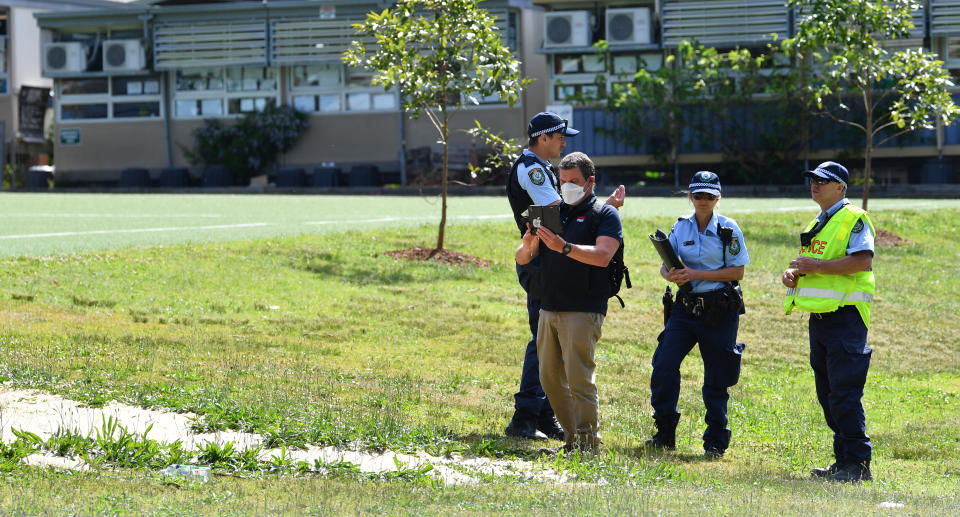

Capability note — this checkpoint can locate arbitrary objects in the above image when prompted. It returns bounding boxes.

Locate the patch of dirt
[385,247,492,268]
[875,229,910,247]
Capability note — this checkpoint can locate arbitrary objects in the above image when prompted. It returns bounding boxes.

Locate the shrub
[183,101,309,185]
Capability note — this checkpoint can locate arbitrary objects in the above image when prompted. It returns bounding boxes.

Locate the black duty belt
[811,305,857,319]
[677,289,725,318]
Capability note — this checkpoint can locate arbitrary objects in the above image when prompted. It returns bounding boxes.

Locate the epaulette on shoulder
[677,216,684,221]
[519,154,539,167]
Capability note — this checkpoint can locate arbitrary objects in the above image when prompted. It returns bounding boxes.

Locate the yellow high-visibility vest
[784,204,875,328]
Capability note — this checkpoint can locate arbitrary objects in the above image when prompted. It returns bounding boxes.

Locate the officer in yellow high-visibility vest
[782,161,875,483]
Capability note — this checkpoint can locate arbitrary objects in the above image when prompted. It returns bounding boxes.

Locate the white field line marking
[0,213,224,218]
[0,212,224,219]
[726,200,938,214]
[725,205,813,214]
[303,214,511,225]
[0,223,269,240]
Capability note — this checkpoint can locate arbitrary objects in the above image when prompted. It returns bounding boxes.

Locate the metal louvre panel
[488,9,511,46]
[910,7,925,38]
[271,18,376,64]
[271,10,511,65]
[794,3,925,39]
[155,21,267,69]
[931,0,960,37]
[662,0,789,47]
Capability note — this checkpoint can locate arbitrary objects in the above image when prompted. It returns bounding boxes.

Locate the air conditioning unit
[43,42,87,75]
[102,40,146,72]
[544,11,591,48]
[605,8,652,45]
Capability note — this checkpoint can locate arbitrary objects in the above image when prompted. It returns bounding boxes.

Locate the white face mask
[561,182,585,205]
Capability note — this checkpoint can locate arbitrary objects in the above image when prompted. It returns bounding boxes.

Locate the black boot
[703,429,730,459]
[831,461,872,482]
[645,414,679,450]
[537,415,565,441]
[505,410,547,441]
[810,462,841,478]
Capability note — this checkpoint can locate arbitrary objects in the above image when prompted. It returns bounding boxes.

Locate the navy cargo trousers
[808,305,872,465]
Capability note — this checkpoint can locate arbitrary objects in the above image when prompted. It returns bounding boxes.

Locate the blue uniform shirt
[818,199,875,256]
[668,212,750,293]
[515,149,561,206]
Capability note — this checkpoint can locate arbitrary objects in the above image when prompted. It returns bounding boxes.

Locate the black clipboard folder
[649,229,691,292]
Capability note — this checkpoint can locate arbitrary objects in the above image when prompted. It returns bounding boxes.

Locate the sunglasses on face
[692,192,717,201]
[808,177,834,185]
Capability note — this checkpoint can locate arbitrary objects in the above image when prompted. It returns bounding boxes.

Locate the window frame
[56,74,164,123]
[171,66,281,120]
[0,36,9,96]
[286,63,398,115]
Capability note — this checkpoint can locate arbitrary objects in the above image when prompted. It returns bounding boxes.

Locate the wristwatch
[561,242,572,255]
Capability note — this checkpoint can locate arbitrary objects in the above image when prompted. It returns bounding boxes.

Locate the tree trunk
[437,109,448,251]
[669,50,680,187]
[862,136,872,211]
[862,89,872,211]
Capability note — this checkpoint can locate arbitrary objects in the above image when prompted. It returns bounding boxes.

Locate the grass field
[0,193,958,515]
[2,192,957,256]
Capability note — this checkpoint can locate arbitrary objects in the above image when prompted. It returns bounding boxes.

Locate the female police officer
[646,171,749,458]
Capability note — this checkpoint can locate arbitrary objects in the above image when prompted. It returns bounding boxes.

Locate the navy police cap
[689,171,721,196]
[804,161,849,188]
[528,112,580,138]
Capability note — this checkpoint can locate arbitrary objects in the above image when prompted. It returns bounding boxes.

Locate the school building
[32,0,547,187]
[0,0,122,175]
[28,0,960,186]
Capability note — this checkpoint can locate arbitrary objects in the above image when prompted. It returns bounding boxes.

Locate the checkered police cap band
[689,182,721,192]
[530,123,566,138]
[812,167,847,187]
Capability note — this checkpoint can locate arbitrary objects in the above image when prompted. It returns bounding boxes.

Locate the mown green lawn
[0,198,957,515]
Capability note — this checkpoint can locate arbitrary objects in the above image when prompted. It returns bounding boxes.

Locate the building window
[551,53,610,103]
[0,36,8,95]
[173,67,279,118]
[550,51,667,104]
[941,38,960,73]
[288,64,398,114]
[57,75,162,122]
[62,103,108,120]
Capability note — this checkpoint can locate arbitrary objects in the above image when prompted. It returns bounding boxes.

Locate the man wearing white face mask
[515,152,623,454]
[504,112,625,442]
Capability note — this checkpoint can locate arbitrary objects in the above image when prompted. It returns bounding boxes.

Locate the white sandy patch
[22,453,90,472]
[0,388,568,485]
[0,388,258,450]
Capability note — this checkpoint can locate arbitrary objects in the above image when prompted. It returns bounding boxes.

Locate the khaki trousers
[537,310,604,445]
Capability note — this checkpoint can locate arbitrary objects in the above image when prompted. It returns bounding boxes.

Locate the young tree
[786,0,960,209]
[695,44,813,184]
[598,40,717,185]
[344,0,530,251]
[595,40,808,185]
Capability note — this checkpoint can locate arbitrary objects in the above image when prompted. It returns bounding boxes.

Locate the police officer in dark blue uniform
[504,112,624,440]
[646,171,749,458]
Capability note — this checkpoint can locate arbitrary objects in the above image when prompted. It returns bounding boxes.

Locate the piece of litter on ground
[160,464,211,482]
[878,502,905,509]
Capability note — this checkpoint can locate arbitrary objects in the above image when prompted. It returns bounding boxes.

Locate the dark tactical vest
[537,195,617,315]
[506,152,558,237]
